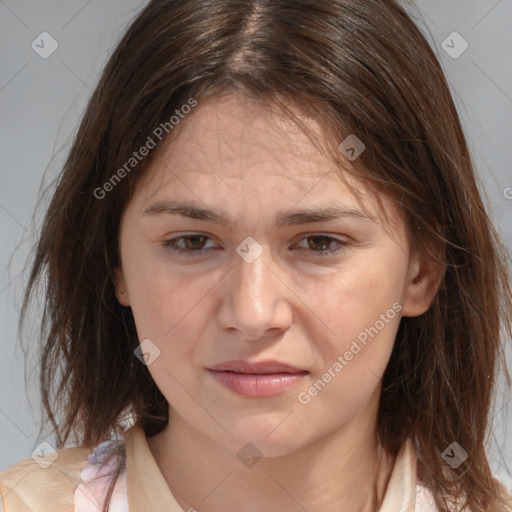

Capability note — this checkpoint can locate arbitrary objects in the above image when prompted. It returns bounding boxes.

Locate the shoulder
[0,443,90,511]
[0,437,128,512]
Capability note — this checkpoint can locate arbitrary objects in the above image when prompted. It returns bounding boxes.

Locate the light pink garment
[6,425,508,511]
[73,439,128,512]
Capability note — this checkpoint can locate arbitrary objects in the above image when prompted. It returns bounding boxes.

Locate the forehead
[130,92,402,232]
[165,93,330,179]
[137,93,351,196]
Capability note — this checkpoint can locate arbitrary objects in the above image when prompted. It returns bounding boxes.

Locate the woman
[1,0,511,511]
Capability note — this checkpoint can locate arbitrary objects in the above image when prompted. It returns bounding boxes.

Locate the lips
[209,359,306,374]
[207,359,308,398]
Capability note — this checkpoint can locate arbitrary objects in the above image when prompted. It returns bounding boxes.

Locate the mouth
[207,359,309,398]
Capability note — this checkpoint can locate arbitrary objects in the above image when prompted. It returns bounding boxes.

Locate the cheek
[128,269,201,344]
[311,254,405,346]
[300,252,405,397]
[123,242,222,358]
[296,279,402,429]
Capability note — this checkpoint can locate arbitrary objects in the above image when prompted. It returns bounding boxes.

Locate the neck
[147,394,395,512]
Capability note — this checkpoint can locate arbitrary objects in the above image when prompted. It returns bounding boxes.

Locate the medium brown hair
[20,0,512,510]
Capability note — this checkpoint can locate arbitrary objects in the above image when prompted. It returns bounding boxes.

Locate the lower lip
[208,370,308,397]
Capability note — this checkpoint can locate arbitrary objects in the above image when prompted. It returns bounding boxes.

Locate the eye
[162,234,218,257]
[162,233,349,258]
[294,235,349,257]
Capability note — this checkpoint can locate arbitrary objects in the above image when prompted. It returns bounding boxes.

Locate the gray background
[1,0,511,490]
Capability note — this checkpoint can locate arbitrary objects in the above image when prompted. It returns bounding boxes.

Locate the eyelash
[162,234,349,258]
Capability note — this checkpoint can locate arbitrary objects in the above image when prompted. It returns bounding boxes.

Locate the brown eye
[181,235,208,250]
[163,234,217,256]
[306,235,336,251]
[295,235,349,257]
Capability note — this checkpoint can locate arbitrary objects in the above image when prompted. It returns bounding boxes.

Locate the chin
[221,417,307,459]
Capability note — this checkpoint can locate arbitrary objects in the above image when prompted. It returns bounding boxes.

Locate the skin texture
[115,91,442,512]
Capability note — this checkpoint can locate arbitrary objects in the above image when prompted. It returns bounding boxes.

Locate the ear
[401,249,444,317]
[114,267,131,307]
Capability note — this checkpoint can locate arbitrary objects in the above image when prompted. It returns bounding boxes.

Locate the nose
[217,243,293,342]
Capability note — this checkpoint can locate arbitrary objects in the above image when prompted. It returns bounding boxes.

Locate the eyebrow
[142,201,374,228]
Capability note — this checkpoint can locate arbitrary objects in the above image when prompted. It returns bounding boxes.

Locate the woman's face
[116,92,438,456]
